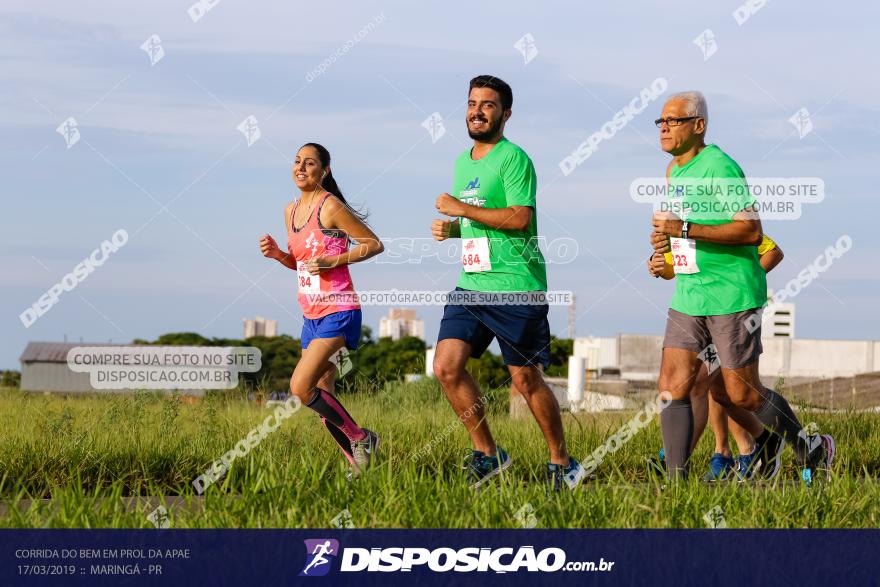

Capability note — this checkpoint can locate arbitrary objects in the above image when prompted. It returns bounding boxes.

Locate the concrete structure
[425,348,436,377]
[573,335,661,380]
[762,337,880,379]
[762,290,796,338]
[573,334,880,381]
[243,316,277,338]
[567,356,585,405]
[379,308,425,341]
[511,376,629,417]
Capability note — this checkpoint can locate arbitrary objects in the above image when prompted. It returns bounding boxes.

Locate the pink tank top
[286,192,360,319]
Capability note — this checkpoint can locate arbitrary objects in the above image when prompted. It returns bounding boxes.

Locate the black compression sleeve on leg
[660,398,693,480]
[754,389,811,465]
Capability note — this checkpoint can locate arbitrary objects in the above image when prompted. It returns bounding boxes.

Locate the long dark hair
[300,142,368,222]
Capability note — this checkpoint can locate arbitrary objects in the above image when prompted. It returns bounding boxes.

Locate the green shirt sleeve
[711,157,755,221]
[501,149,537,208]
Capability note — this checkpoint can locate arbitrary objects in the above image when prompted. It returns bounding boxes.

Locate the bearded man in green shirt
[431,75,583,491]
[650,91,834,484]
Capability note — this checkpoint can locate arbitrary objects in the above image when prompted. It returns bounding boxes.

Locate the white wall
[575,335,879,380]
[788,339,876,378]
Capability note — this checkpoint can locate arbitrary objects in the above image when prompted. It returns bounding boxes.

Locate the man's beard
[467,115,502,141]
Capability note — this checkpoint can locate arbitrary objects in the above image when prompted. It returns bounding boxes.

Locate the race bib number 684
[461,237,492,273]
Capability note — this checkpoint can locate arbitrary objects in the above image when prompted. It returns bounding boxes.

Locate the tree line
[130,329,574,393]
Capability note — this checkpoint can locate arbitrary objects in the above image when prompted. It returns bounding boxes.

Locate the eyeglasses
[654,116,699,128]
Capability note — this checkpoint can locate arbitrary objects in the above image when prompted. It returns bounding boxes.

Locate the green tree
[0,370,20,388]
[466,351,509,389]
[343,331,427,393]
[546,336,573,377]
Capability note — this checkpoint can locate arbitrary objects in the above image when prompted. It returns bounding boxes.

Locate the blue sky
[2,1,878,368]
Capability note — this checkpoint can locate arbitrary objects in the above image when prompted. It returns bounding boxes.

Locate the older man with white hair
[649,91,835,483]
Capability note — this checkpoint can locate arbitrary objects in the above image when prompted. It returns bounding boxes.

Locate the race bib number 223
[670,237,699,274]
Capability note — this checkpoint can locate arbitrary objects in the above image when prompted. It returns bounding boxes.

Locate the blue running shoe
[703,453,735,481]
[546,457,587,491]
[735,452,757,481]
[737,432,786,481]
[463,447,512,489]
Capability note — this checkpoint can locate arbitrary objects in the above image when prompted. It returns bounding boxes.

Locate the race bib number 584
[462,237,492,273]
[297,261,321,294]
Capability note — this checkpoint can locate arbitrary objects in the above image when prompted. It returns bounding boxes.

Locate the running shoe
[350,428,380,478]
[801,434,835,486]
[735,452,757,481]
[546,457,586,491]
[463,447,512,489]
[736,432,785,481]
[703,453,735,482]
[755,432,785,480]
[647,448,667,478]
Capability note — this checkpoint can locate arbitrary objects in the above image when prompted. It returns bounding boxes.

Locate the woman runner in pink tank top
[259,143,384,478]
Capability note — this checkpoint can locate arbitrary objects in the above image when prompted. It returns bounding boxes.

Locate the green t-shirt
[667,144,767,316]
[452,137,547,292]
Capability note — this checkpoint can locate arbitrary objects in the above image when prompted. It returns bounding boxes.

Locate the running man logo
[466,177,480,190]
[697,344,721,374]
[329,348,353,379]
[237,115,261,147]
[56,117,80,149]
[146,505,170,529]
[514,503,538,528]
[513,33,538,65]
[299,539,340,577]
[304,232,320,256]
[330,508,355,529]
[789,108,813,139]
[140,34,165,66]
[798,422,823,454]
[703,505,727,529]
[421,112,446,143]
[693,29,718,61]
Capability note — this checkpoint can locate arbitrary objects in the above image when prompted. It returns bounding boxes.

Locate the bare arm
[431,218,461,241]
[258,203,297,269]
[306,196,384,274]
[652,210,763,247]
[276,251,297,269]
[760,245,784,273]
[687,217,763,246]
[436,193,532,231]
[647,252,675,280]
[459,203,532,231]
[276,203,297,269]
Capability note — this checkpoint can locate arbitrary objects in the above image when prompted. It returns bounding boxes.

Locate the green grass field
[1,382,879,528]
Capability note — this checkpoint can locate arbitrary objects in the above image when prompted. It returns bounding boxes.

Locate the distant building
[19,341,113,392]
[379,308,425,341]
[762,290,795,338]
[18,341,205,394]
[243,316,277,339]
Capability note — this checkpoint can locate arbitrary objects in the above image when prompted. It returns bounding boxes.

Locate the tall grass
[1,383,878,528]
